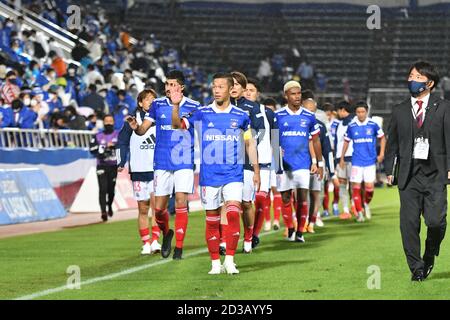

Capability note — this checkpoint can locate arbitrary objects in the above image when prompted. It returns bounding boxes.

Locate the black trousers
[399,169,447,273]
[96,165,118,213]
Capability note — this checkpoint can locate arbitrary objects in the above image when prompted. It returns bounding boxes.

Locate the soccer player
[274,81,324,243]
[125,70,201,260]
[322,103,340,217]
[230,71,263,253]
[244,78,275,248]
[333,101,355,220]
[302,94,334,233]
[117,89,162,255]
[171,72,260,274]
[263,98,282,231]
[339,101,386,222]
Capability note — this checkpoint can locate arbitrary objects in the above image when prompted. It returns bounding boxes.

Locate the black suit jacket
[385,93,450,190]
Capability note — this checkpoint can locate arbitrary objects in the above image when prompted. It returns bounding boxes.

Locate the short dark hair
[263,97,277,108]
[212,72,234,88]
[354,101,369,111]
[6,70,16,78]
[246,77,261,93]
[409,61,440,90]
[103,114,114,121]
[117,89,127,97]
[301,89,315,101]
[166,70,185,86]
[231,71,247,89]
[336,100,353,114]
[322,102,335,112]
[88,84,97,92]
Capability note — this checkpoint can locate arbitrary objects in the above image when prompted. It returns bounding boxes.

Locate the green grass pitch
[0,187,449,300]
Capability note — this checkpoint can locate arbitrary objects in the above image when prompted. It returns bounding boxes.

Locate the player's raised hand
[168,85,183,106]
[125,116,138,130]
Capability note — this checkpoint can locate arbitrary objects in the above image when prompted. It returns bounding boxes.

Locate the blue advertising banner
[0,169,67,225]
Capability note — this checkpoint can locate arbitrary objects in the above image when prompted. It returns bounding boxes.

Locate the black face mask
[103,124,114,134]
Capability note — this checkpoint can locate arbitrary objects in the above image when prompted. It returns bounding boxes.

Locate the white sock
[220,242,226,248]
[339,183,349,212]
[224,255,234,265]
[211,259,221,268]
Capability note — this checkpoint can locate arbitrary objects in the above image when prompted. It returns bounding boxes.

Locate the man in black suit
[385,61,450,282]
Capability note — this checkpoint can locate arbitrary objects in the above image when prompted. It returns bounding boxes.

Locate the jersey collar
[165,96,187,107]
[285,105,304,116]
[355,117,369,126]
[211,101,233,113]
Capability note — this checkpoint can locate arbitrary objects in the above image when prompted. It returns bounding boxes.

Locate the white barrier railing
[0,128,95,149]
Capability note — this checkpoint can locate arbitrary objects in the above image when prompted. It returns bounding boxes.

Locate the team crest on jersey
[300,119,308,128]
[208,122,215,128]
[230,121,238,129]
[366,128,373,135]
[284,122,289,127]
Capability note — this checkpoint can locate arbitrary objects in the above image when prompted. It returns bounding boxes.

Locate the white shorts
[350,165,376,184]
[132,180,154,201]
[309,174,322,192]
[154,169,194,196]
[336,161,352,180]
[259,169,271,193]
[201,182,244,211]
[270,169,277,188]
[243,170,255,202]
[277,169,310,192]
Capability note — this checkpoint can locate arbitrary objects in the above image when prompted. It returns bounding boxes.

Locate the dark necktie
[416,100,424,128]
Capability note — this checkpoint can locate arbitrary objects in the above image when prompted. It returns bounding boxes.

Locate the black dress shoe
[411,269,424,282]
[101,212,108,222]
[423,255,435,279]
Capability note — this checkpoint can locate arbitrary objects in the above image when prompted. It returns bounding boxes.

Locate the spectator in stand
[81,84,106,116]
[49,50,67,77]
[0,97,12,128]
[46,85,64,114]
[84,64,105,86]
[10,98,37,129]
[297,60,315,91]
[1,71,21,105]
[71,38,90,62]
[48,38,65,58]
[64,106,87,130]
[35,67,57,91]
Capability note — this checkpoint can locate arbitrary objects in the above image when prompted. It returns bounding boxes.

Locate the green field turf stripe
[15,230,280,300]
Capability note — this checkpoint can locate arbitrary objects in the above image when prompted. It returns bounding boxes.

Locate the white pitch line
[14,202,394,300]
[15,230,279,300]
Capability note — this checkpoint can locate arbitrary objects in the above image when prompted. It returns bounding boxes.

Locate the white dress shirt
[411,93,430,121]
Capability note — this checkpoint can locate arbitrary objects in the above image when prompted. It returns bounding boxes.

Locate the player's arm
[311,133,324,180]
[116,120,133,172]
[445,102,450,180]
[125,116,153,136]
[340,140,350,169]
[169,86,188,130]
[244,129,261,192]
[309,140,318,174]
[378,135,386,164]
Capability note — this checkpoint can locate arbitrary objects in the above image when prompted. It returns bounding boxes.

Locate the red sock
[323,183,330,211]
[352,187,363,212]
[310,215,317,224]
[220,222,227,244]
[226,204,241,256]
[206,213,221,260]
[273,194,282,221]
[281,201,294,229]
[297,201,309,232]
[175,207,188,249]
[155,208,169,235]
[253,192,266,237]
[365,187,374,204]
[139,228,150,245]
[333,185,340,204]
[264,193,271,222]
[151,225,160,242]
